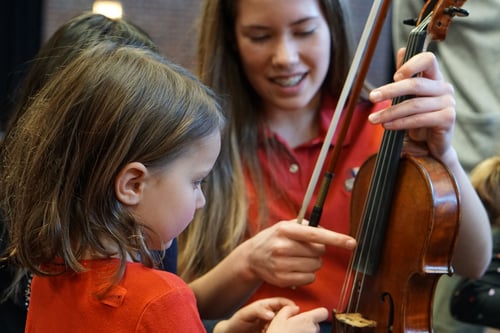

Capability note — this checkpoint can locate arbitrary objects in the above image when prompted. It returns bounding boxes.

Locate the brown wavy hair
[470,156,500,227]
[0,43,223,291]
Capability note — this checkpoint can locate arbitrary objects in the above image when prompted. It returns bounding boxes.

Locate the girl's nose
[196,191,206,209]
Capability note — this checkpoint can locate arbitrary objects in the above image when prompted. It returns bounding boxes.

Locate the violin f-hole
[380,292,394,333]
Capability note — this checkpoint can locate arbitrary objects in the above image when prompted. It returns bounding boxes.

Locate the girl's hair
[0,43,224,288]
[469,156,500,227]
[178,0,355,281]
[1,12,161,302]
[5,12,159,133]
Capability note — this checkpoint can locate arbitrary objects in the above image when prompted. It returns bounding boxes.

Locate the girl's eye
[193,179,205,188]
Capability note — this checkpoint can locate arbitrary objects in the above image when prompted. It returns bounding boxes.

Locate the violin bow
[297,0,393,226]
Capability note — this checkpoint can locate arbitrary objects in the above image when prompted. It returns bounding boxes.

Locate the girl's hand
[213,297,328,333]
[265,305,328,333]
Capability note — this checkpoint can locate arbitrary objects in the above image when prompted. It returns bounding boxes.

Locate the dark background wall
[1,0,394,132]
[43,0,202,70]
[0,0,43,131]
[0,0,202,132]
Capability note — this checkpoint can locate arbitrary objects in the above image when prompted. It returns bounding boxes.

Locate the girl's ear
[115,162,148,206]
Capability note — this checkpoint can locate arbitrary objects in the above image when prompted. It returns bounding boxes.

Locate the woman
[179,0,492,330]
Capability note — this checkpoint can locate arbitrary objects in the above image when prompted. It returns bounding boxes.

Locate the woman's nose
[272,37,299,67]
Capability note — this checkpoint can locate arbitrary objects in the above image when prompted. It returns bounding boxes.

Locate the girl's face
[132,131,221,250]
[234,0,331,114]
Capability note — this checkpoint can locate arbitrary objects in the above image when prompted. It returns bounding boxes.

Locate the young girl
[0,13,174,333]
[0,43,328,332]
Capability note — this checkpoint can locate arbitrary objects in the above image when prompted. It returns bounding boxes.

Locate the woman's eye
[296,28,316,37]
[249,35,270,42]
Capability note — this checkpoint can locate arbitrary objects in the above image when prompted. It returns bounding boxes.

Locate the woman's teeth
[274,74,304,87]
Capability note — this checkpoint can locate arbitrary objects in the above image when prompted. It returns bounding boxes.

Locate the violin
[328,1,469,332]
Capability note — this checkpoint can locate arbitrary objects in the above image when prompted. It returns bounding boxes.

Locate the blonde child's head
[470,156,500,227]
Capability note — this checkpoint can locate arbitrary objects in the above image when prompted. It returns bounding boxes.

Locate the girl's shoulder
[124,261,189,292]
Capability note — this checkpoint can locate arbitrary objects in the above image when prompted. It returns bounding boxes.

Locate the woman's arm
[189,220,356,318]
[440,149,492,278]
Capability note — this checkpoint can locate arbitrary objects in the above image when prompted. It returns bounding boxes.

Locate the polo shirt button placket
[289,163,299,174]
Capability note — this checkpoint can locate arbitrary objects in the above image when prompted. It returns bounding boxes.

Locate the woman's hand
[367,49,491,278]
[213,297,328,333]
[190,220,355,318]
[242,220,356,288]
[368,50,456,166]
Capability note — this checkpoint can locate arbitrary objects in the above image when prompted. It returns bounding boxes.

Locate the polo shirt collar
[259,94,365,149]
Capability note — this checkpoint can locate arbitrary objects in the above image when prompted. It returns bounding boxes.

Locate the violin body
[332,148,460,332]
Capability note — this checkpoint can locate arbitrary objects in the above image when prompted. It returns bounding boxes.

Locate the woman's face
[234,0,331,114]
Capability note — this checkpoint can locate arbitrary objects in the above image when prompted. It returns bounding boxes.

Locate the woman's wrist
[231,238,261,285]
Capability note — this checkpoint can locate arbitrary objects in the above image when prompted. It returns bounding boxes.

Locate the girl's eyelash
[194,179,206,187]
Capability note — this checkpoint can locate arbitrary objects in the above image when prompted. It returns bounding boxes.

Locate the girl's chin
[162,239,174,250]
[146,239,172,251]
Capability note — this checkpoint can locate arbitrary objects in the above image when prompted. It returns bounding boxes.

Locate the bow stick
[297,0,393,226]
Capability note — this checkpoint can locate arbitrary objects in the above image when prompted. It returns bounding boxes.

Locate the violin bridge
[335,313,377,328]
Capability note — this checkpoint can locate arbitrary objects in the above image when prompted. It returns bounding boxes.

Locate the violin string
[330,0,387,313]
[340,15,431,318]
[351,17,428,309]
[352,133,395,311]
[339,135,400,318]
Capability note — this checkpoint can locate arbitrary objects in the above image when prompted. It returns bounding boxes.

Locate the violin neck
[353,20,430,276]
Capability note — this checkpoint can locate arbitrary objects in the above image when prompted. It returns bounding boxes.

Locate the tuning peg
[403,18,418,26]
[444,6,469,17]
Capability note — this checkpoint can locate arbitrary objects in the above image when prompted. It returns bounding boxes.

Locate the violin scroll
[425,0,469,41]
[406,0,469,41]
